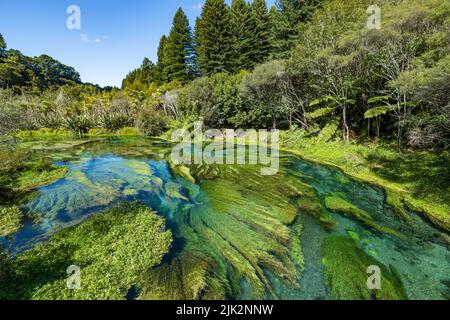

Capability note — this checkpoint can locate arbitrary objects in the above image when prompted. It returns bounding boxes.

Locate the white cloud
[94,38,102,43]
[193,2,203,10]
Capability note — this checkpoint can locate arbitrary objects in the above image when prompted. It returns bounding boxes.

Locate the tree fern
[316,118,339,143]
[305,106,337,119]
[364,105,396,119]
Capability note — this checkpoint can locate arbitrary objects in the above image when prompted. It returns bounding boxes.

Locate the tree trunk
[342,106,350,142]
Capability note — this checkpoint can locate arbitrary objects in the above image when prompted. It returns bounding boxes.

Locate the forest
[0,0,449,301]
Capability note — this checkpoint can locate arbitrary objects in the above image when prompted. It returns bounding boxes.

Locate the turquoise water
[4,138,450,300]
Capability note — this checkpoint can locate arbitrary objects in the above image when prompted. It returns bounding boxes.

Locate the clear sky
[0,0,275,87]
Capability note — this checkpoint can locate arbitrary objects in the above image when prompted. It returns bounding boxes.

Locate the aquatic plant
[0,206,23,238]
[324,195,400,237]
[14,165,68,193]
[0,203,172,300]
[141,162,311,299]
[321,236,408,300]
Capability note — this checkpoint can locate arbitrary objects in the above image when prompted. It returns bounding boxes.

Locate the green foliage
[270,0,324,59]
[136,105,170,136]
[0,33,6,50]
[324,195,400,236]
[164,8,195,82]
[252,0,271,64]
[0,35,80,90]
[322,236,408,300]
[0,203,172,300]
[196,0,234,75]
[15,128,72,141]
[0,206,23,238]
[364,105,396,119]
[230,0,256,72]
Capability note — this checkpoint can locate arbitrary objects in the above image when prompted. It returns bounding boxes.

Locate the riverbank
[281,135,450,232]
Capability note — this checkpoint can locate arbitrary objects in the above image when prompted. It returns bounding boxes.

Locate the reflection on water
[5,138,450,300]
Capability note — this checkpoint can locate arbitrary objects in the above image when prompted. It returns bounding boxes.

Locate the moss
[14,166,68,192]
[322,236,408,300]
[141,251,229,300]
[15,129,72,141]
[296,197,336,230]
[290,223,305,270]
[123,159,153,176]
[0,206,23,238]
[324,195,400,237]
[347,231,360,241]
[386,191,411,222]
[281,139,450,232]
[0,203,172,300]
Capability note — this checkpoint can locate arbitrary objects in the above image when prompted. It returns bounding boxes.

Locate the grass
[282,133,450,231]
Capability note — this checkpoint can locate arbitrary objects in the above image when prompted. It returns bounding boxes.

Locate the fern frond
[364,105,396,119]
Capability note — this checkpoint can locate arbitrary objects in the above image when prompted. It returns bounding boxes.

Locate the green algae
[14,166,68,193]
[386,191,411,223]
[324,195,401,237]
[296,197,336,230]
[140,162,311,299]
[0,203,172,300]
[0,206,23,238]
[322,236,408,300]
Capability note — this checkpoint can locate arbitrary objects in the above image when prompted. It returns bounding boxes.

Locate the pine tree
[196,0,233,76]
[140,57,156,84]
[270,0,323,59]
[252,0,271,65]
[270,0,300,59]
[0,33,6,50]
[230,0,256,72]
[164,8,194,82]
[155,35,168,83]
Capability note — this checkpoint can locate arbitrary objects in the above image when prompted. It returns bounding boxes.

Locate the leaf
[306,106,338,119]
[316,119,339,143]
[367,95,390,104]
[309,96,337,107]
[364,105,396,119]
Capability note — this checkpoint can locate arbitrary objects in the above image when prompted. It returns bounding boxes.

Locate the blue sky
[0,0,275,87]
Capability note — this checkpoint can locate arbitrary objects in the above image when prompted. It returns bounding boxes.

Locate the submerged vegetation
[0,203,172,300]
[322,236,407,300]
[0,0,449,301]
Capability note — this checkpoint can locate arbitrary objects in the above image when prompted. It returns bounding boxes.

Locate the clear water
[3,138,449,300]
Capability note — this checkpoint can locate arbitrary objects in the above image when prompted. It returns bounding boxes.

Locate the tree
[155,35,168,83]
[270,0,324,59]
[196,0,233,75]
[164,8,195,82]
[252,0,271,65]
[0,33,6,51]
[230,0,256,72]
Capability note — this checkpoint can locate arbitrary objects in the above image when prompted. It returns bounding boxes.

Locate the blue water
[3,139,449,300]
